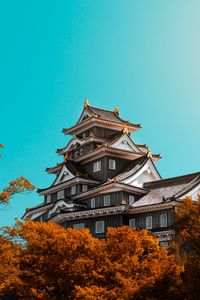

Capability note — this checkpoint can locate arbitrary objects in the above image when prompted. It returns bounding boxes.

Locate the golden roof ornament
[147,147,152,158]
[76,171,80,177]
[114,105,119,114]
[108,177,118,184]
[123,123,129,134]
[84,98,89,108]
[89,131,95,138]
[120,199,127,205]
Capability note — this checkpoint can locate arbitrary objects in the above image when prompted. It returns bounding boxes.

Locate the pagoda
[23,100,200,246]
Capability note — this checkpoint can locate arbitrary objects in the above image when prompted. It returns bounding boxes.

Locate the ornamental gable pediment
[53,165,75,186]
[77,109,93,124]
[110,134,142,153]
[122,159,161,187]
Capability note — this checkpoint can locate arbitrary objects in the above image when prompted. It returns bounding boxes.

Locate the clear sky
[0,0,200,227]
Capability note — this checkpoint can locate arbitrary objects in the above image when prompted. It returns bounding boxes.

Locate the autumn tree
[0,143,35,299]
[0,144,35,204]
[175,196,200,300]
[1,222,184,300]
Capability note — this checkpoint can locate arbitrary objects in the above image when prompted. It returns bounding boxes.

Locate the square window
[93,161,101,172]
[109,159,116,170]
[71,186,76,195]
[83,185,88,192]
[80,147,84,155]
[129,218,135,229]
[73,223,85,230]
[57,190,64,200]
[91,198,95,208]
[104,195,110,206]
[128,195,135,204]
[46,195,51,203]
[95,221,105,233]
[146,216,152,229]
[160,214,167,227]
[74,150,79,158]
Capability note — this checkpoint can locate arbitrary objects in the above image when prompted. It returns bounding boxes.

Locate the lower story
[59,207,175,245]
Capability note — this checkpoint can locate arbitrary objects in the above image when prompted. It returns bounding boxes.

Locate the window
[104,195,110,206]
[46,195,51,203]
[57,190,64,200]
[71,186,76,195]
[80,147,84,155]
[128,195,135,204]
[91,198,95,208]
[160,241,169,248]
[160,214,167,227]
[82,185,88,192]
[74,150,79,158]
[109,159,116,170]
[95,221,105,233]
[93,160,101,172]
[129,218,136,229]
[73,223,85,229]
[82,132,87,139]
[146,216,152,229]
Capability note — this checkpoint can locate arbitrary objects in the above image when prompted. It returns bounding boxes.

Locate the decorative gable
[49,200,75,215]
[77,109,92,124]
[122,159,161,187]
[53,165,75,186]
[110,134,142,153]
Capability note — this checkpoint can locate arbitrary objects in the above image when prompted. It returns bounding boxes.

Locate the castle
[23,100,200,246]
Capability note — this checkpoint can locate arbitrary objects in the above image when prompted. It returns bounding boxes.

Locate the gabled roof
[76,104,140,126]
[116,155,149,180]
[107,132,143,154]
[46,160,97,181]
[56,136,106,155]
[71,181,148,200]
[63,103,141,135]
[131,172,200,208]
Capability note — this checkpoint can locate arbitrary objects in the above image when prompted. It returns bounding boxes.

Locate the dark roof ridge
[144,171,200,189]
[88,105,117,114]
[173,174,200,199]
[116,155,150,179]
[88,105,141,127]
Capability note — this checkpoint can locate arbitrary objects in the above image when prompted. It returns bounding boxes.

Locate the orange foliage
[0,176,35,204]
[1,222,183,300]
[175,196,200,299]
[0,235,21,297]
[0,143,35,204]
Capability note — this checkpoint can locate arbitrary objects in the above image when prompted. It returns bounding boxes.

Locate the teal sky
[0,1,200,226]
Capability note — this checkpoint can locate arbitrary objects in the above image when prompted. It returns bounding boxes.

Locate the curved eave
[56,136,106,155]
[50,205,126,223]
[173,175,200,199]
[38,177,100,196]
[129,201,176,213]
[62,117,141,136]
[116,156,149,181]
[45,163,63,174]
[151,154,162,162]
[71,182,148,200]
[73,146,145,164]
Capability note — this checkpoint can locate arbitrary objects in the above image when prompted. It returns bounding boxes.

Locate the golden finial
[76,171,80,177]
[120,199,127,205]
[123,123,129,134]
[147,147,152,158]
[114,105,119,114]
[89,131,95,138]
[84,98,89,108]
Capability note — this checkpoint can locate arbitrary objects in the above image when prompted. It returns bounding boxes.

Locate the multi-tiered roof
[23,100,200,243]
